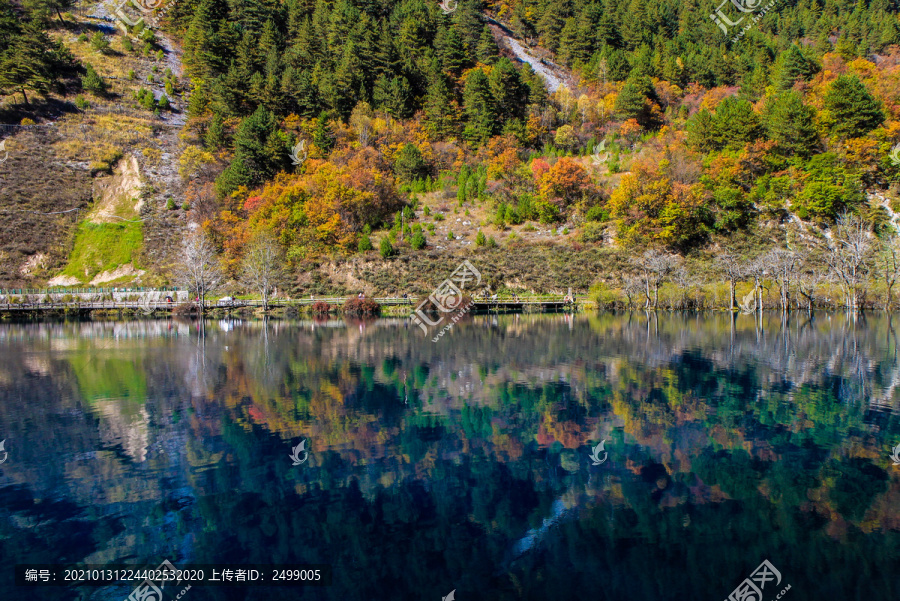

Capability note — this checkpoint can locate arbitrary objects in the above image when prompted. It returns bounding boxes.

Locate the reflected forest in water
[0,312,899,601]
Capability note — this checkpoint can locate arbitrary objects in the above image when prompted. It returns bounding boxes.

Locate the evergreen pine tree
[313,110,335,153]
[81,62,107,96]
[488,57,528,123]
[438,27,467,75]
[765,91,820,157]
[712,97,762,149]
[462,68,496,144]
[822,74,885,138]
[778,44,819,89]
[475,26,498,65]
[614,74,654,127]
[423,75,458,139]
[205,114,226,149]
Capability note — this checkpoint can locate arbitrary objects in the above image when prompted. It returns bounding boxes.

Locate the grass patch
[60,221,143,282]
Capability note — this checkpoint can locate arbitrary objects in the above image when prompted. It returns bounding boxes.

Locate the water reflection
[0,313,898,601]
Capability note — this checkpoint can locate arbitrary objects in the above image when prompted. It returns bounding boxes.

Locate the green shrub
[394,143,429,182]
[487,236,498,248]
[127,69,136,80]
[77,33,88,43]
[423,205,431,216]
[475,230,486,246]
[585,205,610,222]
[447,230,455,240]
[358,234,373,252]
[590,282,624,308]
[379,237,394,258]
[535,200,561,224]
[166,198,176,210]
[181,201,190,211]
[580,222,605,243]
[434,213,444,221]
[122,37,134,52]
[90,32,109,53]
[74,95,90,109]
[81,63,108,95]
[133,88,156,111]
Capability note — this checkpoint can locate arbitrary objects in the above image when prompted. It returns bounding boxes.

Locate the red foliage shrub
[342,298,381,316]
[244,196,263,212]
[311,301,331,314]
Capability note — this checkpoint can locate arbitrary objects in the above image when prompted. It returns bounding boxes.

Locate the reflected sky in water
[0,312,899,601]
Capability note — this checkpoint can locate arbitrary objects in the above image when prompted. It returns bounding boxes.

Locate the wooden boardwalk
[0,296,576,314]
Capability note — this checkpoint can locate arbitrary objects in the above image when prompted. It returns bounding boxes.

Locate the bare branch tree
[671,264,696,310]
[173,229,223,314]
[796,261,825,313]
[241,231,283,311]
[743,256,768,315]
[632,249,680,309]
[622,275,644,309]
[715,249,744,312]
[766,248,800,312]
[876,235,900,310]
[825,213,873,311]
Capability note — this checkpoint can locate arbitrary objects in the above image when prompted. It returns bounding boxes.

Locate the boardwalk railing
[0,295,575,312]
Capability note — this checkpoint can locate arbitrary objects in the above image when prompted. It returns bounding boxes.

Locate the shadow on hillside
[0,98,83,128]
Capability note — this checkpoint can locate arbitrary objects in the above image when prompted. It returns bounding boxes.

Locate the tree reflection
[0,314,898,601]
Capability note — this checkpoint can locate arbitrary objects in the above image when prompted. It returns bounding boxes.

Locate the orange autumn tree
[224,149,404,264]
[608,159,709,248]
[538,157,601,217]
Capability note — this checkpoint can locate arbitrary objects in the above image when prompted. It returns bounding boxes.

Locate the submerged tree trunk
[730,280,736,312]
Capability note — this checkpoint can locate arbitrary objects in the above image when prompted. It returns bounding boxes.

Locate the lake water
[0,313,899,601]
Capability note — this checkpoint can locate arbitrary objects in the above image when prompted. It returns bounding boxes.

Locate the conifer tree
[778,44,819,89]
[712,97,762,149]
[423,75,458,139]
[614,74,655,127]
[475,25,498,64]
[462,68,496,144]
[822,74,884,138]
[765,91,820,157]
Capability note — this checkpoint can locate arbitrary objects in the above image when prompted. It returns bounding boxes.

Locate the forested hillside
[4,0,900,296]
